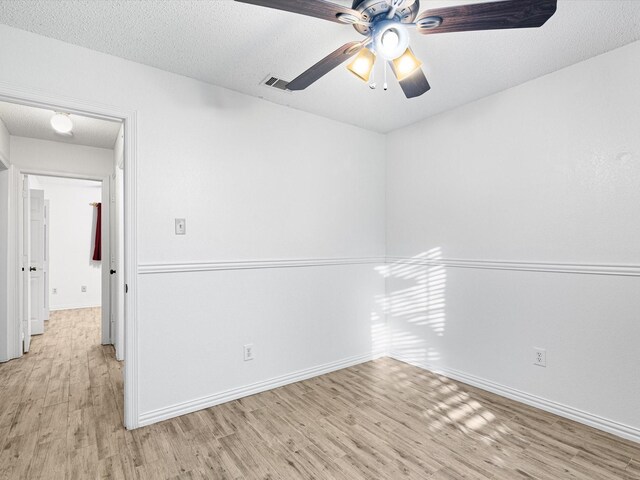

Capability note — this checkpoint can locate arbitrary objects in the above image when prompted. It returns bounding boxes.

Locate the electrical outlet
[244,344,254,361]
[52,288,57,294]
[81,286,87,293]
[534,347,546,367]
[175,218,186,235]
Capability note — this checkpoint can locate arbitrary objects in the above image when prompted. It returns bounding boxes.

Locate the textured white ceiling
[0,101,121,149]
[0,0,639,133]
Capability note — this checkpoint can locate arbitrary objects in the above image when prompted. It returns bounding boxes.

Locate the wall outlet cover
[81,286,87,293]
[244,344,254,361]
[52,288,57,294]
[534,347,547,367]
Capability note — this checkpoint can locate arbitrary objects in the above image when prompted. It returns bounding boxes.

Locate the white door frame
[0,81,139,429]
[43,199,50,322]
[18,171,112,341]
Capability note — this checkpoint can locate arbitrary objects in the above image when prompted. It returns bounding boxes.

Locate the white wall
[34,176,103,310]
[386,41,640,439]
[10,136,113,177]
[0,25,386,422]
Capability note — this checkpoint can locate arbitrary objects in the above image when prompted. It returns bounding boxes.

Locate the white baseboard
[138,350,386,427]
[138,349,640,444]
[389,351,640,444]
[50,304,101,312]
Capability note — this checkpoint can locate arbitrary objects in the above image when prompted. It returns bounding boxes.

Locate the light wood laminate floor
[1,308,639,479]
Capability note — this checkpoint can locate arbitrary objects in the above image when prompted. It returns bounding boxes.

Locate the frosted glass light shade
[392,48,422,81]
[347,48,376,83]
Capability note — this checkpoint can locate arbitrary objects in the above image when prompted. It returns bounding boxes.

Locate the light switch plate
[175,218,186,235]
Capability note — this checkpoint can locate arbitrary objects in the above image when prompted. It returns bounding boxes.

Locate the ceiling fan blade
[388,63,431,99]
[287,41,365,91]
[234,0,363,24]
[415,0,557,35]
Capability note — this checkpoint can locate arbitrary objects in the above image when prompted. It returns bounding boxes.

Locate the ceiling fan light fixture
[347,47,376,83]
[392,48,422,81]
[50,112,73,134]
[373,20,409,60]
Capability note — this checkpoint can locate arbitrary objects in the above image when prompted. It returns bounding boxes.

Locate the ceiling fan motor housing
[351,0,420,36]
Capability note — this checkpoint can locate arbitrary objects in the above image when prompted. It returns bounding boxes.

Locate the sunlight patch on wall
[378,248,448,365]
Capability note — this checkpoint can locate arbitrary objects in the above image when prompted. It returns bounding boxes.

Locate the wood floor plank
[1,307,638,480]
[0,432,39,480]
[37,402,69,445]
[27,437,67,480]
[8,398,44,438]
[626,460,640,479]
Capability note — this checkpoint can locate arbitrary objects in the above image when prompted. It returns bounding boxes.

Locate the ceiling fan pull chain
[369,63,376,90]
[384,61,388,91]
[369,56,377,89]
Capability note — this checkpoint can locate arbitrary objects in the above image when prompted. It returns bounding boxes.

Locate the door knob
[110,269,116,275]
[29,267,36,272]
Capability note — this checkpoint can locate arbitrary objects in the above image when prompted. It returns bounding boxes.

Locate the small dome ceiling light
[50,112,73,135]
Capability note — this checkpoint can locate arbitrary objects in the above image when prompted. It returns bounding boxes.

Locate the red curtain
[92,203,102,261]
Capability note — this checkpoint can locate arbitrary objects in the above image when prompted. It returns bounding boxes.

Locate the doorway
[21,174,109,353]
[0,90,138,429]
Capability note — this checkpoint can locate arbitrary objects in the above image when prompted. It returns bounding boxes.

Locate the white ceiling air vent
[261,75,291,92]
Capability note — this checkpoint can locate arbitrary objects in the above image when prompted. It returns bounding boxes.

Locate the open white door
[109,171,120,356]
[115,166,125,360]
[101,176,111,345]
[29,189,46,335]
[43,200,50,321]
[19,175,32,352]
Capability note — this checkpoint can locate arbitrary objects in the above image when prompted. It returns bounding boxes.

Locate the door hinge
[125,284,128,293]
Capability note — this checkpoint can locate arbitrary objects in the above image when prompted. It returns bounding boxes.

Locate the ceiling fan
[235,0,558,98]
